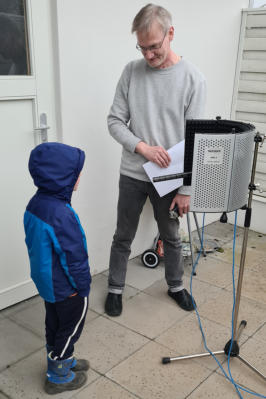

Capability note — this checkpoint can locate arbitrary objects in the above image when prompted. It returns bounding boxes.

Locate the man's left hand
[170,193,190,218]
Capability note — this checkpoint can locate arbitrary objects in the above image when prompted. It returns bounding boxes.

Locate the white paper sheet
[143,140,185,197]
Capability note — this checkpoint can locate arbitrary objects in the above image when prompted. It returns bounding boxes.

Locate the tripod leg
[237,355,266,381]
[163,350,225,364]
[193,212,206,257]
[235,320,247,342]
[186,213,195,275]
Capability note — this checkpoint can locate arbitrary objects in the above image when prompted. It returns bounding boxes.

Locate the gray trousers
[108,174,184,294]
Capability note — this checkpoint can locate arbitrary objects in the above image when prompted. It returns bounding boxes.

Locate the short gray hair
[131,4,172,34]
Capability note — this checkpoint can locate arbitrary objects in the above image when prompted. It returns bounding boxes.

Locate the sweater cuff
[127,137,142,153]
[178,185,191,196]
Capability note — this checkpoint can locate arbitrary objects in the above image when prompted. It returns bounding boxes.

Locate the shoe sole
[105,309,122,317]
[44,372,87,395]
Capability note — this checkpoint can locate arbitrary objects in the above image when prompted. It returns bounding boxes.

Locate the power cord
[190,212,266,398]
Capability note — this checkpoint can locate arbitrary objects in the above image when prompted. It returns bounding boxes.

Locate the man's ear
[169,26,174,42]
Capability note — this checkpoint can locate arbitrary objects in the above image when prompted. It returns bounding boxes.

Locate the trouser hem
[108,287,123,294]
[168,285,184,293]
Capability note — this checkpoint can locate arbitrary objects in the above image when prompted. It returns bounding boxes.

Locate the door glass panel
[0,0,30,75]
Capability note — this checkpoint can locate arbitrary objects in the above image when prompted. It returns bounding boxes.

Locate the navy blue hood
[29,142,85,202]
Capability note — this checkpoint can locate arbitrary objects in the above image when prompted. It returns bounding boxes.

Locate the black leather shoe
[168,289,196,311]
[105,293,122,316]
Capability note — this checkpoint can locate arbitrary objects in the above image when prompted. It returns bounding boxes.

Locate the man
[105,4,206,316]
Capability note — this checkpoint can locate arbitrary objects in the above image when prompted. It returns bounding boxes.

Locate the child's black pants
[45,295,88,360]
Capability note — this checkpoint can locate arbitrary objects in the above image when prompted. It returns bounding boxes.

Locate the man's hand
[136,141,171,168]
[170,193,190,218]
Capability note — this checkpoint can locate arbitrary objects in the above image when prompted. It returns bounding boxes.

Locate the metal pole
[233,136,260,340]
[193,212,206,257]
[186,213,195,268]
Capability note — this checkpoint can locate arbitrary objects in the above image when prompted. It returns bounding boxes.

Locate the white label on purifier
[204,147,224,165]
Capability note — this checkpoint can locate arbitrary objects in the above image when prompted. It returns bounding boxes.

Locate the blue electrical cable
[190,212,266,398]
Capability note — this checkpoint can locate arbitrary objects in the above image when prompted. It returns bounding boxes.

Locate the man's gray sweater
[107,57,206,195]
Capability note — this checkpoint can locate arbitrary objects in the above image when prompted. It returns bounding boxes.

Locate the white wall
[55,0,249,275]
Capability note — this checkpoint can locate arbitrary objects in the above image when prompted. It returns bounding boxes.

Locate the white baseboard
[0,279,38,310]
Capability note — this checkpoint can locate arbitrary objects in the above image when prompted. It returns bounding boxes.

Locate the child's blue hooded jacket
[24,142,91,303]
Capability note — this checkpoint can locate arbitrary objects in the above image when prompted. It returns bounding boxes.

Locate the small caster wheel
[141,249,160,268]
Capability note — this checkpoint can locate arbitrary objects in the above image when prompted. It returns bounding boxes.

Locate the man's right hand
[135,141,171,168]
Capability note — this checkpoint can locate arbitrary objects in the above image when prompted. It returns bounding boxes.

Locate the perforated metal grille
[228,132,254,211]
[191,135,234,212]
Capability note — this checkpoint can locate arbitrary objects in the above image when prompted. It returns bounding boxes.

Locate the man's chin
[147,58,162,68]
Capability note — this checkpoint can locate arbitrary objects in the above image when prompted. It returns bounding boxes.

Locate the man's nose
[144,49,154,59]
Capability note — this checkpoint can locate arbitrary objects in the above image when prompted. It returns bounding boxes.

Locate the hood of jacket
[29,142,85,202]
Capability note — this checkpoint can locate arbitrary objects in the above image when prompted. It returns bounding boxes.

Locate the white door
[0,0,59,309]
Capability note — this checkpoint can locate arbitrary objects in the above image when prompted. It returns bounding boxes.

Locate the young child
[24,142,91,395]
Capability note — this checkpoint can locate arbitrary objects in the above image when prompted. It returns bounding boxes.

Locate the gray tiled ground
[0,221,265,398]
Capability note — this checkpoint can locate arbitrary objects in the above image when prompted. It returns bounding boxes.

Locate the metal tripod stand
[162,132,266,384]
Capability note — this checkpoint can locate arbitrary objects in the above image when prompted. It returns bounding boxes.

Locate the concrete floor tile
[8,300,46,339]
[0,348,99,399]
[216,337,266,396]
[8,299,97,337]
[252,323,266,344]
[107,341,212,399]
[84,309,101,324]
[1,295,42,318]
[193,256,239,289]
[89,273,139,314]
[0,318,43,371]
[253,260,266,274]
[240,267,266,305]
[187,372,247,398]
[111,256,165,290]
[202,222,243,244]
[209,243,265,271]
[155,314,240,371]
[73,376,137,399]
[144,275,223,308]
[245,231,266,253]
[198,290,266,337]
[108,292,185,339]
[75,316,149,374]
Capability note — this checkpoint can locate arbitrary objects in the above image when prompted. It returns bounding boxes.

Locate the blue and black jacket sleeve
[52,204,91,297]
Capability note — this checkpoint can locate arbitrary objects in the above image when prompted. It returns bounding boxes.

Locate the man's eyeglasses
[136,32,167,53]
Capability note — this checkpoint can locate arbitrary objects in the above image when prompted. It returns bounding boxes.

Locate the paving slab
[201,221,243,244]
[73,376,138,399]
[0,348,99,399]
[107,292,186,339]
[0,318,43,371]
[208,242,265,271]
[89,273,139,315]
[193,255,239,289]
[104,256,165,291]
[107,341,212,399]
[8,299,98,338]
[239,266,266,305]
[144,275,223,308]
[216,337,266,397]
[8,300,46,339]
[252,323,266,344]
[155,313,247,371]
[75,315,149,374]
[198,289,266,337]
[1,295,42,318]
[187,371,247,398]
[245,231,266,253]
